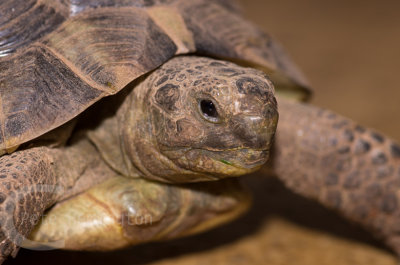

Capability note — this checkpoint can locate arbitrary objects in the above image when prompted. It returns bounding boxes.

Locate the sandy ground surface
[5,1,400,264]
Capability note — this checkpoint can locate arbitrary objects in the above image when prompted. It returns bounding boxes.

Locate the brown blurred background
[245,0,400,139]
[6,1,400,265]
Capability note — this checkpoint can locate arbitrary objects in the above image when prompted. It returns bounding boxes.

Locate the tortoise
[1,0,400,263]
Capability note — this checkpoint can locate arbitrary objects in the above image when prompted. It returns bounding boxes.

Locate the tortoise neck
[117,78,192,182]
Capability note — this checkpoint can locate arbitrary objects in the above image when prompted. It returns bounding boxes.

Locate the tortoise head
[120,56,278,182]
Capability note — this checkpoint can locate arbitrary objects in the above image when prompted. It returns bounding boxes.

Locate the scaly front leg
[0,147,58,262]
[0,139,109,263]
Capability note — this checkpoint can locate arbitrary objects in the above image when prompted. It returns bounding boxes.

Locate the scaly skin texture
[0,138,103,263]
[0,148,56,262]
[98,56,278,183]
[270,97,400,255]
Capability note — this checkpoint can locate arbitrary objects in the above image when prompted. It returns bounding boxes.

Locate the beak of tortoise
[219,106,279,170]
[216,148,271,169]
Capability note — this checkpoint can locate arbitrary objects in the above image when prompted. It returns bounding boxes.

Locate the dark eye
[199,99,219,122]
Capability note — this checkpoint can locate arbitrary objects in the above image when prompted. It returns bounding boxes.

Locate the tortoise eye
[199,99,219,122]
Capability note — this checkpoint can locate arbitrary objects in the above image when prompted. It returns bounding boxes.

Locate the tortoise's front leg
[0,139,106,263]
[269,97,400,255]
[0,147,59,262]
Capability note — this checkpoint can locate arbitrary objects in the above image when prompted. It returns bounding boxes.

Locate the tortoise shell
[0,0,308,152]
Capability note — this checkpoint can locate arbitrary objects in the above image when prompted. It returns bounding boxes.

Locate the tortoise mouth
[209,148,270,169]
[161,145,270,175]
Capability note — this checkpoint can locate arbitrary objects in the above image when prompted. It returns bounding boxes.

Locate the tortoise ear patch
[155,83,180,112]
[236,77,272,102]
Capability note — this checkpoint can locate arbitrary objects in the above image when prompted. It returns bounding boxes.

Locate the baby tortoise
[0,0,399,262]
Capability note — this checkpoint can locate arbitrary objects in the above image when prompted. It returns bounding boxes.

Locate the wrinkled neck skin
[87,78,195,182]
[95,56,278,183]
[116,79,204,182]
